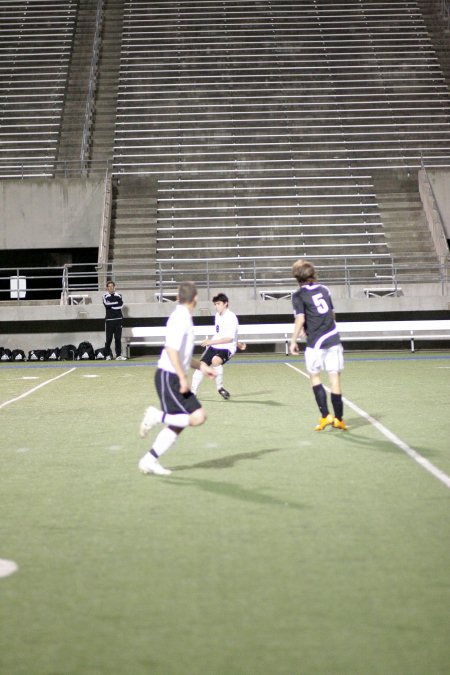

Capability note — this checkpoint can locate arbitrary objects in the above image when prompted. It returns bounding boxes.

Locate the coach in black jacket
[103,280,126,360]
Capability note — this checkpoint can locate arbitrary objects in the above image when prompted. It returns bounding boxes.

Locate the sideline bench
[259,288,404,301]
[260,290,293,301]
[124,320,450,357]
[363,287,403,298]
[68,294,91,305]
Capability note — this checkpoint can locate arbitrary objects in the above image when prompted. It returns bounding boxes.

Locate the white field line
[0,368,76,410]
[285,362,450,490]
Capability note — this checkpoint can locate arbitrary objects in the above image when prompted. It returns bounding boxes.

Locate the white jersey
[212,308,239,356]
[158,304,195,375]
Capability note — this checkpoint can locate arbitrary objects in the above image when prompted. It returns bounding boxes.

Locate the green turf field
[1,352,450,675]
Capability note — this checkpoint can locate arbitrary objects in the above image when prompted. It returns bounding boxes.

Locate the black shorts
[201,346,231,365]
[155,368,202,415]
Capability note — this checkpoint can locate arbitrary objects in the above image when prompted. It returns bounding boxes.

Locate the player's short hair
[178,281,198,304]
[212,292,228,304]
[292,259,317,285]
[106,280,115,288]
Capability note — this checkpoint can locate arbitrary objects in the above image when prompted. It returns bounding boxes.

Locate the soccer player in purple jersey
[289,259,348,431]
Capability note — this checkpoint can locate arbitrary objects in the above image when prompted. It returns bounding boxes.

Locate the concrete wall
[0,177,105,249]
[428,169,450,239]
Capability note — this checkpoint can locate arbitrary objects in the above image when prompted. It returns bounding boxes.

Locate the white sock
[162,411,190,428]
[151,428,178,458]
[191,369,203,394]
[215,364,224,389]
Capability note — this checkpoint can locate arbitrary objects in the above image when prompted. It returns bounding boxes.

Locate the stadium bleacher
[111,0,450,286]
[0,0,449,293]
[0,0,78,177]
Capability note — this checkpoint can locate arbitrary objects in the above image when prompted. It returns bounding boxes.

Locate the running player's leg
[139,371,207,474]
[305,347,333,430]
[141,369,207,434]
[325,345,347,429]
[211,349,231,399]
[191,347,213,394]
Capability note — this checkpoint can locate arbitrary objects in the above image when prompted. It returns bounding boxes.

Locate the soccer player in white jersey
[191,293,244,400]
[138,281,216,476]
[289,259,348,431]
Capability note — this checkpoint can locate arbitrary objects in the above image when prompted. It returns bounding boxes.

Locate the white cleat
[116,355,127,361]
[138,454,172,476]
[139,406,161,438]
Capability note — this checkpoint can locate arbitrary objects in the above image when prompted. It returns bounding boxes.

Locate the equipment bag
[59,344,77,360]
[77,341,95,360]
[95,347,107,359]
[28,349,47,361]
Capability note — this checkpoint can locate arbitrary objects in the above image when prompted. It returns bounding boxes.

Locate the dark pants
[105,319,122,357]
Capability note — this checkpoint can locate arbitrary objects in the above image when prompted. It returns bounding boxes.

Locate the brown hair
[292,259,317,285]
[178,281,198,304]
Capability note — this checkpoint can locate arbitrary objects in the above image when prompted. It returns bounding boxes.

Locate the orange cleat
[332,418,348,430]
[314,414,334,431]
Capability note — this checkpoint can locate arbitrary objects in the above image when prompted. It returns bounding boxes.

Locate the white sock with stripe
[161,412,190,428]
[151,427,178,458]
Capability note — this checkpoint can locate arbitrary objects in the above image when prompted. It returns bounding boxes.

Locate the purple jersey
[292,283,341,349]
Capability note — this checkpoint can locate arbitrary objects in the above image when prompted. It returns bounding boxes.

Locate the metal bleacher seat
[0,0,78,178]
[111,0,450,286]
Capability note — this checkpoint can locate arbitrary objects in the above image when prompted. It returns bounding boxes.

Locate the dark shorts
[155,368,202,415]
[201,346,231,365]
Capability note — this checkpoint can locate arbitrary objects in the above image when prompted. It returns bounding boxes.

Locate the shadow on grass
[168,447,305,510]
[333,431,401,455]
[323,417,436,458]
[218,399,286,406]
[174,446,281,470]
[167,475,305,511]
[202,391,286,406]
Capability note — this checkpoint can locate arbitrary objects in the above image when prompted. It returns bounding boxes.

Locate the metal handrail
[1,257,448,304]
[0,158,110,180]
[418,166,449,262]
[80,0,104,170]
[96,165,113,290]
[437,0,450,30]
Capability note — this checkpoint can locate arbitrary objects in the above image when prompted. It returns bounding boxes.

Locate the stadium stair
[89,0,124,164]
[108,175,158,289]
[372,168,442,282]
[56,0,98,167]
